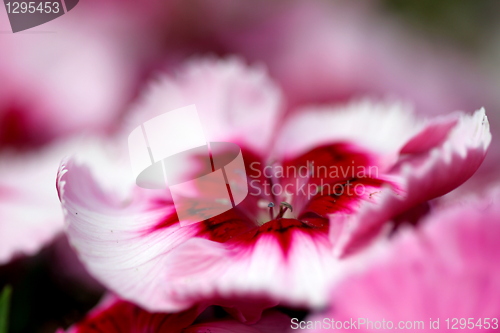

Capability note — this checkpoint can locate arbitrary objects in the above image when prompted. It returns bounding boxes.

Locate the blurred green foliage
[383,0,498,48]
[0,285,12,333]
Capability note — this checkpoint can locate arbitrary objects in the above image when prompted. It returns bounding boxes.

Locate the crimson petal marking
[63,296,205,333]
[281,143,389,218]
[196,207,257,243]
[61,295,290,333]
[184,310,291,333]
[148,147,267,242]
[232,218,329,258]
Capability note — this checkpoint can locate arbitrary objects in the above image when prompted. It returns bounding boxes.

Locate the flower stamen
[277,202,293,219]
[268,202,275,220]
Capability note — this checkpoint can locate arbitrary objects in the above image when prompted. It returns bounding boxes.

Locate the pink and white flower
[305,189,500,332]
[57,58,491,321]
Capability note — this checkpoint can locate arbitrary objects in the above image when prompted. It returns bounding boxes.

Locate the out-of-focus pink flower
[209,1,486,115]
[58,295,290,333]
[127,0,487,116]
[0,1,157,140]
[57,58,490,321]
[305,189,500,332]
[0,140,76,264]
[0,0,160,264]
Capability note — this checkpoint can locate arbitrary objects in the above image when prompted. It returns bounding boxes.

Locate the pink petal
[161,220,338,316]
[123,57,283,152]
[0,140,81,264]
[63,295,206,333]
[275,102,490,257]
[360,109,489,248]
[306,190,500,332]
[61,294,290,333]
[399,117,457,154]
[57,158,200,312]
[274,100,423,169]
[185,310,290,333]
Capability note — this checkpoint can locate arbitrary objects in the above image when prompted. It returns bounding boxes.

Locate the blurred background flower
[0,0,499,332]
[304,188,500,332]
[57,295,290,333]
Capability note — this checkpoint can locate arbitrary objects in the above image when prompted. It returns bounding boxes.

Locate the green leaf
[0,285,12,333]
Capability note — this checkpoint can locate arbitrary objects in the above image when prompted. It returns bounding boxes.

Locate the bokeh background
[0,0,499,331]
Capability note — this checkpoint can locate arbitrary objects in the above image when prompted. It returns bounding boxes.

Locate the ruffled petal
[58,157,201,312]
[392,108,491,201]
[276,103,490,257]
[124,57,283,152]
[274,100,422,169]
[160,218,340,316]
[333,108,491,256]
